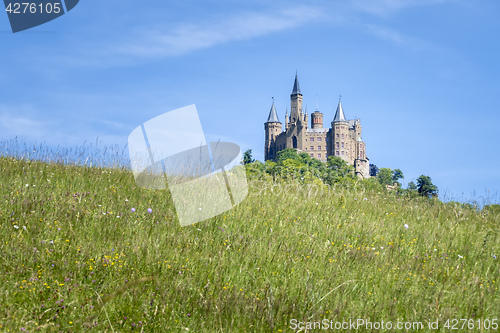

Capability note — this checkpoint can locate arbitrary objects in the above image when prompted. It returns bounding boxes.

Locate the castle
[264,73,370,178]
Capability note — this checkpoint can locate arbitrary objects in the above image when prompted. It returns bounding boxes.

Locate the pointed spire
[266,97,281,123]
[291,72,302,96]
[333,97,346,122]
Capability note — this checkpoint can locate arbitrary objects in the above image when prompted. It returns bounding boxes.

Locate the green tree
[417,175,438,198]
[392,169,404,185]
[243,149,255,165]
[276,148,299,163]
[377,168,393,186]
[407,181,417,190]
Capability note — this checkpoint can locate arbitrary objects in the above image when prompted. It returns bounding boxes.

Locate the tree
[377,168,393,186]
[407,181,417,190]
[417,175,438,198]
[276,148,298,163]
[392,169,404,185]
[243,149,255,165]
[369,164,379,177]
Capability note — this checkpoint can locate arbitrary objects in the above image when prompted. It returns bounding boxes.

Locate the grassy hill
[0,156,498,332]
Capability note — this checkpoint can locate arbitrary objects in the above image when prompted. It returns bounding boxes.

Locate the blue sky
[1,0,499,204]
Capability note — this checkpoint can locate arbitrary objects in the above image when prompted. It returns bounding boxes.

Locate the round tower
[264,99,282,160]
[311,111,323,129]
[331,100,350,163]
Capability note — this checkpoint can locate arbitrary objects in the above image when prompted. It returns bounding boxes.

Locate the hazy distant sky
[1,0,499,204]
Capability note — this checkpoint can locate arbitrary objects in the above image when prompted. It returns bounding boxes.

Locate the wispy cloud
[351,0,456,16]
[364,24,430,50]
[110,6,325,58]
[0,105,53,140]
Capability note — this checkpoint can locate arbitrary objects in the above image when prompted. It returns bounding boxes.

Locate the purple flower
[493,254,497,259]
[147,208,152,213]
[131,208,136,212]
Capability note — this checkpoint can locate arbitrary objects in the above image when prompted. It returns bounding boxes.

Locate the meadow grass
[0,154,498,332]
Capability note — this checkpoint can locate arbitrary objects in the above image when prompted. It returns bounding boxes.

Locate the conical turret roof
[291,72,302,96]
[333,101,346,122]
[266,100,281,123]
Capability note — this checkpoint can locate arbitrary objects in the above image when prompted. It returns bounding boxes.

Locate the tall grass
[0,142,498,332]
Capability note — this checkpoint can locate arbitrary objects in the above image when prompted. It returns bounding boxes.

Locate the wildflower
[404,224,409,229]
[14,225,19,229]
[458,255,463,259]
[131,208,136,212]
[493,254,497,259]
[147,208,152,213]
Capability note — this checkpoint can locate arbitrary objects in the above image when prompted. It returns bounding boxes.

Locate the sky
[1,0,499,205]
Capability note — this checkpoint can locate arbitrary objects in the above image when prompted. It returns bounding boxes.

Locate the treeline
[243,148,438,198]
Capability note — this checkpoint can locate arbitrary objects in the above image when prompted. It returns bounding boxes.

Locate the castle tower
[290,73,303,123]
[264,99,282,160]
[311,102,323,129]
[331,99,350,163]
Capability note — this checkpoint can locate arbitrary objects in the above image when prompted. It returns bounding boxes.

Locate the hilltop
[0,156,498,332]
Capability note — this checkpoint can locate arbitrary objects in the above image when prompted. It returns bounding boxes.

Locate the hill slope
[0,157,498,332]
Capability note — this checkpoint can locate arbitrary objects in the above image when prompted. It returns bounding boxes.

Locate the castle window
[317,137,321,141]
[341,143,344,148]
[310,146,314,151]
[336,151,339,156]
[305,148,307,151]
[336,134,339,138]
[310,153,314,157]
[341,151,344,155]
[336,142,339,148]
[292,136,297,149]
[317,146,321,150]
[342,134,344,139]
[318,153,321,158]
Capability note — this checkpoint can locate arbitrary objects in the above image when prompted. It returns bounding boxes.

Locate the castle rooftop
[266,100,281,123]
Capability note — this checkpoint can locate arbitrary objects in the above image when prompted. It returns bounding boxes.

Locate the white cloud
[364,24,430,50]
[0,105,52,140]
[352,0,456,16]
[111,6,325,58]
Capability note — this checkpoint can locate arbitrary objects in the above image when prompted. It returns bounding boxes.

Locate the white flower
[372,247,375,250]
[458,255,463,259]
[197,229,202,231]
[13,225,19,229]
[404,224,409,229]
[25,184,28,187]
[380,246,384,249]
[434,249,437,251]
